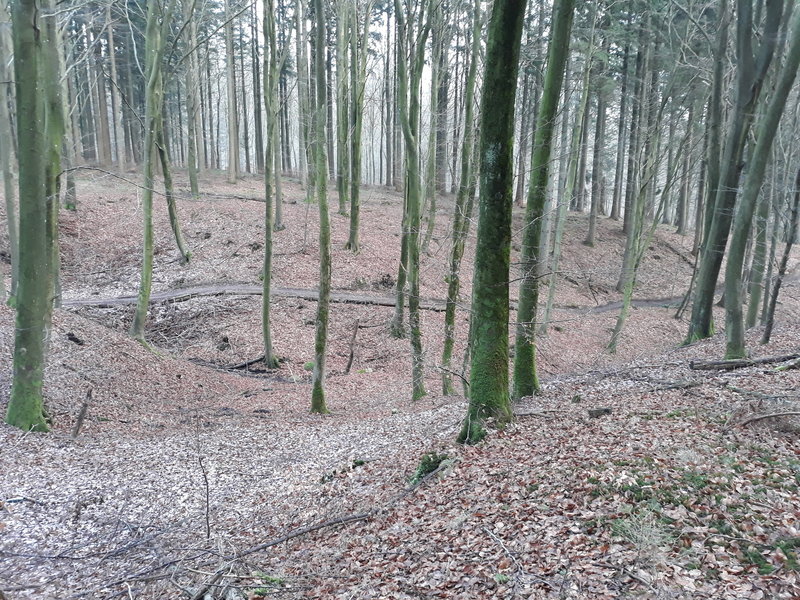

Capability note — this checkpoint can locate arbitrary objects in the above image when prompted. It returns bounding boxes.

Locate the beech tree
[459,0,527,445]
[5,0,51,431]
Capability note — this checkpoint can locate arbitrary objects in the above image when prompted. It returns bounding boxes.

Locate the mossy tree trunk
[441,0,481,396]
[512,0,576,400]
[724,4,800,358]
[459,0,528,444]
[686,0,783,343]
[310,0,331,414]
[6,0,50,432]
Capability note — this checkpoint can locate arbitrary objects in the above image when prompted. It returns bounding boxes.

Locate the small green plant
[493,573,510,584]
[304,361,314,371]
[611,510,675,564]
[410,452,449,484]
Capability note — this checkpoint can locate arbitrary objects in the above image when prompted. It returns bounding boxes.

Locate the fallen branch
[690,353,800,371]
[737,412,800,428]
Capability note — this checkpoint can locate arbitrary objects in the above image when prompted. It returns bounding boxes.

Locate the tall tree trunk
[224,0,240,183]
[393,0,431,402]
[586,59,607,248]
[460,0,528,444]
[262,0,280,369]
[183,0,201,198]
[107,4,125,172]
[745,187,771,328]
[335,0,350,214]
[610,43,629,220]
[422,2,445,253]
[251,1,264,173]
[296,0,312,195]
[310,0,331,414]
[512,0,575,400]
[131,0,175,342]
[42,0,65,313]
[239,22,251,174]
[6,0,49,431]
[345,1,372,252]
[0,0,19,302]
[157,121,190,263]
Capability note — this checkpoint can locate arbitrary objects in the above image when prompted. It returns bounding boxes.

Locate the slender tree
[131,0,176,342]
[512,0,576,400]
[224,0,240,183]
[441,0,481,396]
[345,0,373,252]
[310,0,331,414]
[262,0,281,368]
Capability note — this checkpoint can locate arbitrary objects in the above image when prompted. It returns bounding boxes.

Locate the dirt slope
[0,171,798,598]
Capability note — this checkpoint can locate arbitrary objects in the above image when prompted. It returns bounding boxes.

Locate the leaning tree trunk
[762,166,800,345]
[512,0,576,400]
[687,0,783,343]
[6,0,49,431]
[310,0,331,414]
[724,4,800,359]
[459,0,527,444]
[157,121,191,263]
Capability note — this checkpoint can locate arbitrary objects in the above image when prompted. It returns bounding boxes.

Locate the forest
[1,0,799,597]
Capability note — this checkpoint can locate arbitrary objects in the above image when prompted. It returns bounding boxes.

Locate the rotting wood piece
[690,353,800,371]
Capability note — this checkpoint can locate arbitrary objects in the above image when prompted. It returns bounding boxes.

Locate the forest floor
[0,170,799,599]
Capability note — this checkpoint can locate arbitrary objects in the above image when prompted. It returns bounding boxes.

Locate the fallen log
[689,353,800,371]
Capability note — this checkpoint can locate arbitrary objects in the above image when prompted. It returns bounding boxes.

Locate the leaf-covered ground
[0,172,798,598]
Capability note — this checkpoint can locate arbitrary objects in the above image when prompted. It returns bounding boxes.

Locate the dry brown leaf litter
[0,171,797,598]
